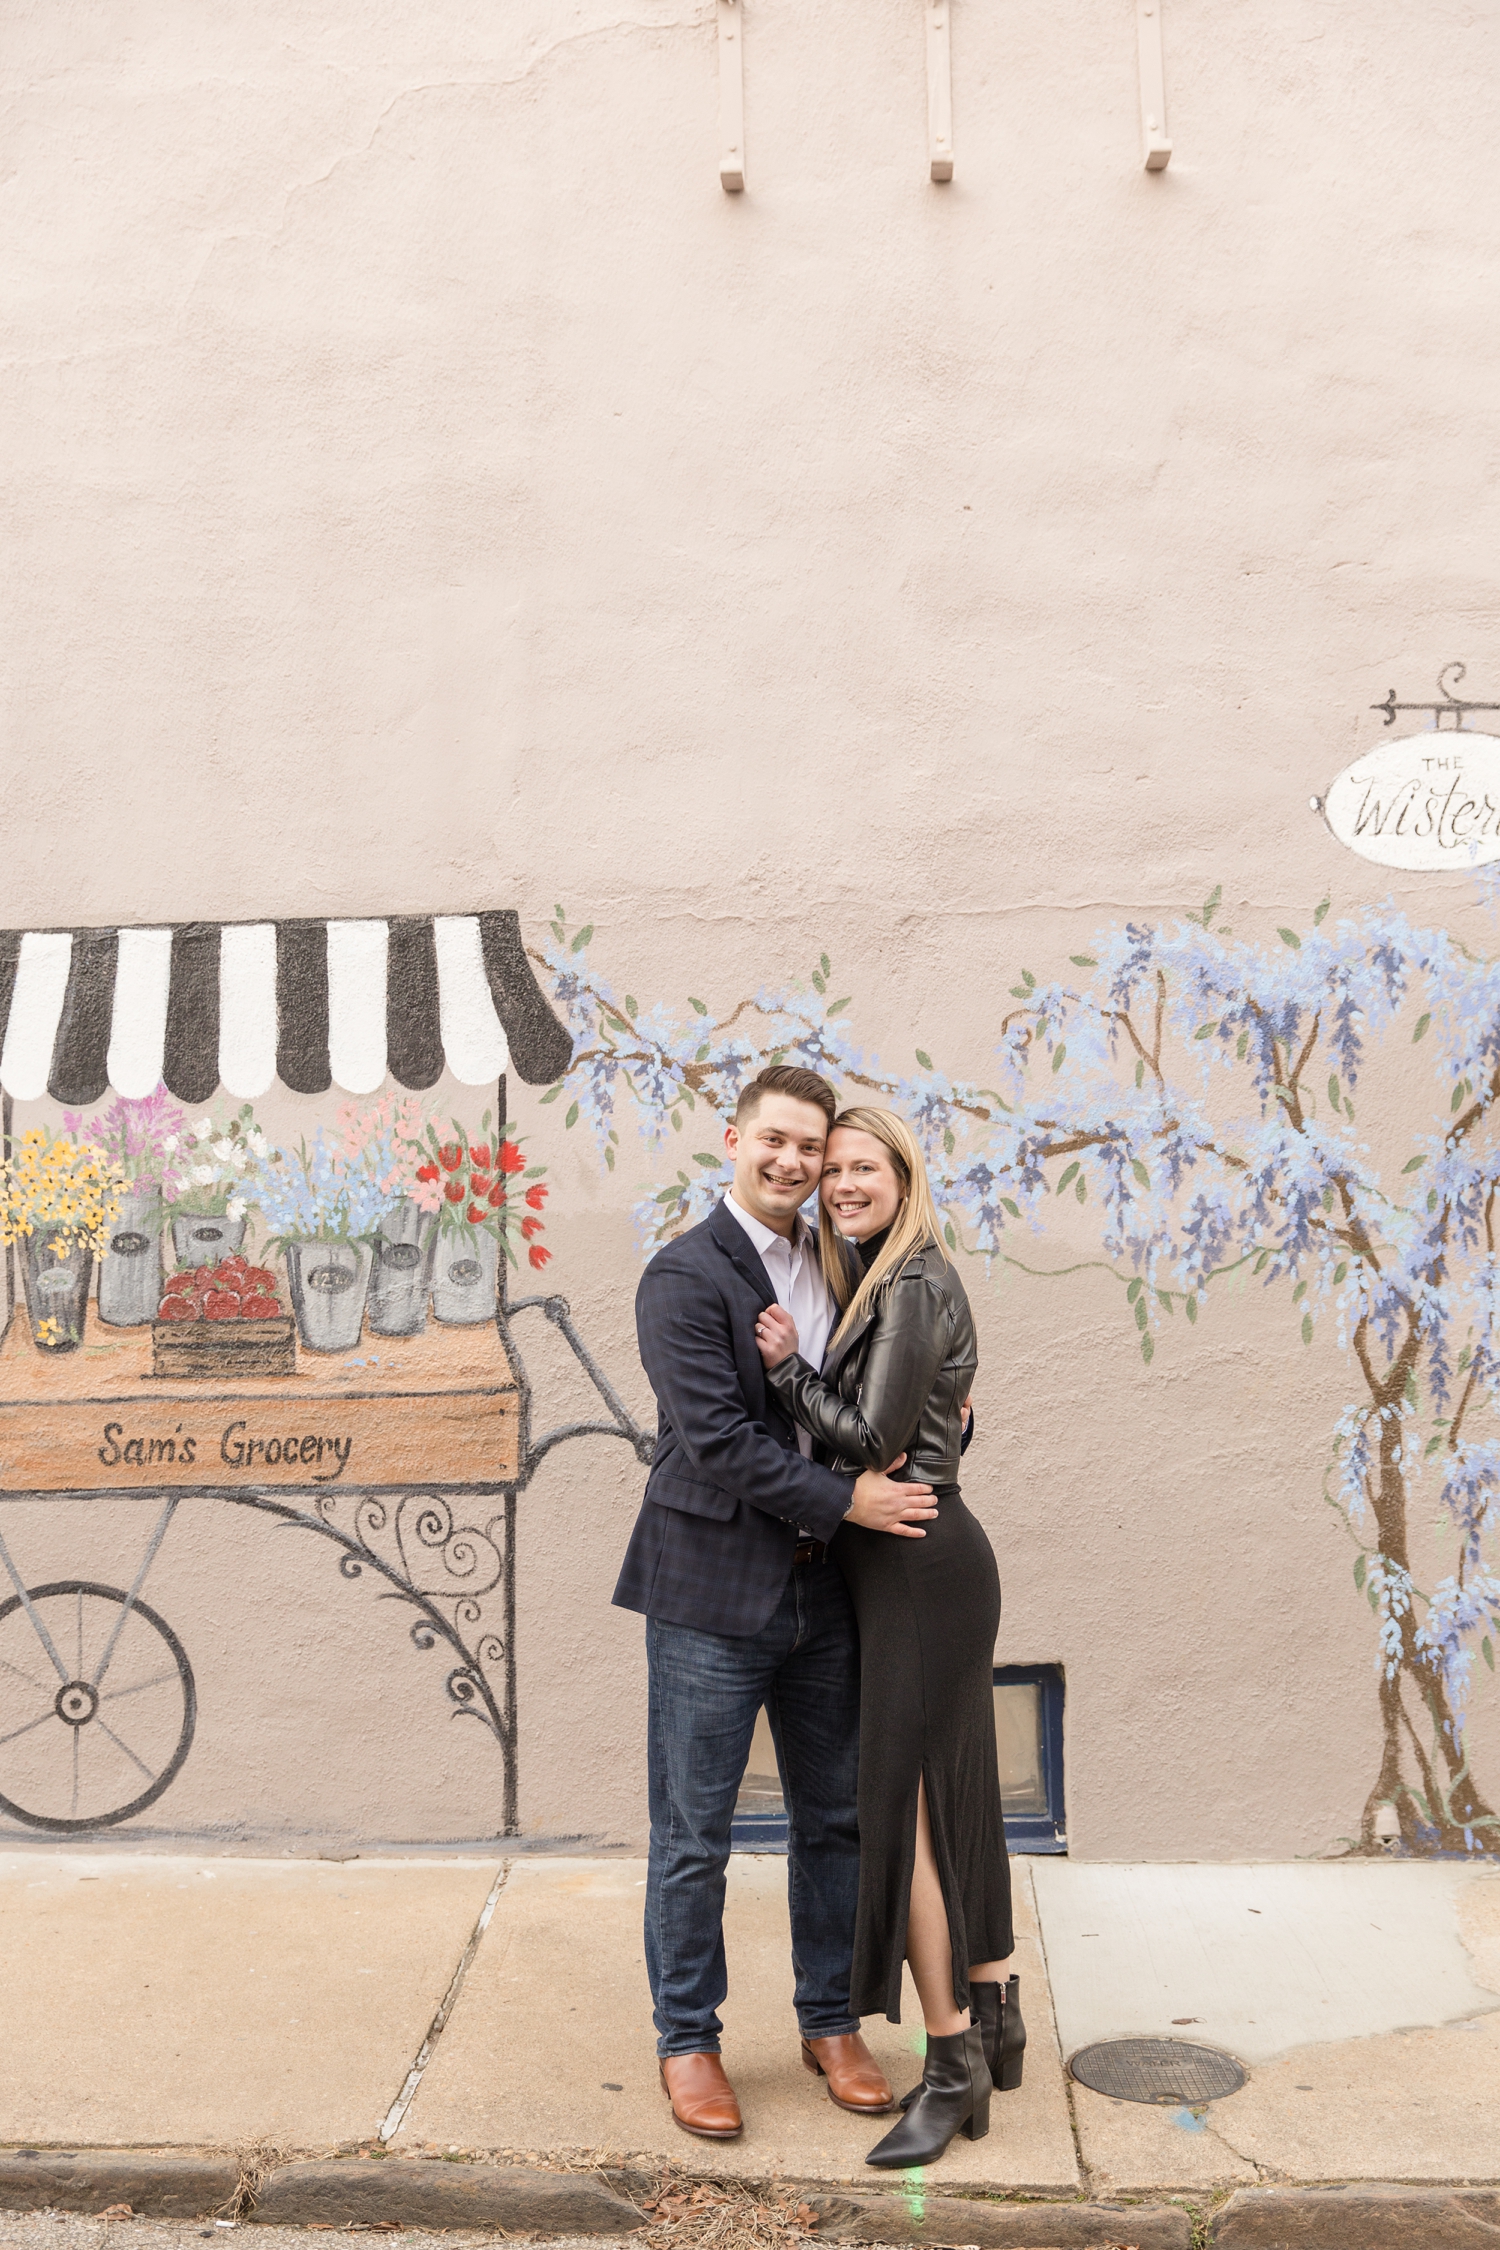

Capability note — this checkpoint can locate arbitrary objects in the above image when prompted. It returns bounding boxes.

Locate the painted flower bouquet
[252,1125,405,1353]
[409,1113,550,1325]
[163,1104,276,1271]
[65,1087,187,1327]
[0,1127,127,1352]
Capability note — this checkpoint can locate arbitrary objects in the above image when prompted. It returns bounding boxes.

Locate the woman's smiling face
[820,1126,904,1240]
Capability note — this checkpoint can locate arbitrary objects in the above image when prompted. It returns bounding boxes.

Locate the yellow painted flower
[0,1128,126,1259]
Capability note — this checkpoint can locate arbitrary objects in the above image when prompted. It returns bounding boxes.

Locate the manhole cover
[1069,2038,1246,2105]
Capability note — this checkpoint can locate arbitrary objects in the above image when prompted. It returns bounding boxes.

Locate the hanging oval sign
[1322,732,1500,870]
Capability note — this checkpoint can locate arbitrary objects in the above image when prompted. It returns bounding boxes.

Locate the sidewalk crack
[378,1859,511,2143]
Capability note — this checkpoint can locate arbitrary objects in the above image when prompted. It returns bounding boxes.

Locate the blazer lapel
[708,1197,777,1310]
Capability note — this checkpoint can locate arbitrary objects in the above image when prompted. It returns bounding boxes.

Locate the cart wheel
[0,1581,196,1834]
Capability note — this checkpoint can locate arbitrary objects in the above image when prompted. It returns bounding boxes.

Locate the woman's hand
[755,1304,800,1368]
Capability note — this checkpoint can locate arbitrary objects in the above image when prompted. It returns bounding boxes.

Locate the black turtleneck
[856,1224,893,1274]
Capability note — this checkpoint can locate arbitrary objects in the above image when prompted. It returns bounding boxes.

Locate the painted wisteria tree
[534,894,1500,1858]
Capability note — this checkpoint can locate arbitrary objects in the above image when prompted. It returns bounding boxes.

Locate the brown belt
[792,1537,827,1565]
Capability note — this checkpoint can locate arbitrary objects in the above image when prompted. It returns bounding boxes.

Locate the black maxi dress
[766,1232,1013,2022]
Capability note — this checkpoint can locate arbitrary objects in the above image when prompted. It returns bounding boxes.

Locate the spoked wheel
[0,1581,196,1833]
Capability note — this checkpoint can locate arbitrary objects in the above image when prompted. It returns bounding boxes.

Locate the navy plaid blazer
[612,1198,857,1638]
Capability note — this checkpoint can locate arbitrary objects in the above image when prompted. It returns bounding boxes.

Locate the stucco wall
[4,0,1500,1859]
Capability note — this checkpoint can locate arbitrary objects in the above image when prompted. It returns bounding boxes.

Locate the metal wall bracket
[925,0,954,182]
[718,0,745,192]
[1135,0,1172,170]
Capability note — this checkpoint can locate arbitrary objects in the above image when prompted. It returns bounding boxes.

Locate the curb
[807,2192,1193,2247]
[1213,2185,1500,2247]
[249,2160,649,2232]
[0,2153,239,2218]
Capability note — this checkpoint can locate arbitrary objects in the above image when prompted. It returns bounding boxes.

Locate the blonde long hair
[818,1107,949,1346]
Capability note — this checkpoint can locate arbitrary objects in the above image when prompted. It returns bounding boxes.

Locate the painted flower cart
[0,912,651,1837]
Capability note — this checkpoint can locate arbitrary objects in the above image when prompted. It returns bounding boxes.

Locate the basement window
[994,1664,1066,1853]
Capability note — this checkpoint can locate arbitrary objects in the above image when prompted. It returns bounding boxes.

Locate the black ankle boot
[865,2023,991,2168]
[996,1973,1026,2092]
[898,1977,1024,2106]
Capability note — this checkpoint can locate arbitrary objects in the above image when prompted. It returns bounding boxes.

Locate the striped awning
[0,913,573,1106]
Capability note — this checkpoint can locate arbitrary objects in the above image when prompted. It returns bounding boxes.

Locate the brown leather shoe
[660,2052,743,2139]
[801,2032,896,2114]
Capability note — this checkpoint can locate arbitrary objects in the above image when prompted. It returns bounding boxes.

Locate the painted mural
[532,896,1500,1862]
[0,912,650,1839]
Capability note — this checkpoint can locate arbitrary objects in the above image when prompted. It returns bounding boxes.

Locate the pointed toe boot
[897,1975,1024,2107]
[864,2022,991,2168]
[997,1973,1026,2091]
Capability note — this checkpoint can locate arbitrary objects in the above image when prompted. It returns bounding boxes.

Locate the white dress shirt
[723,1192,833,1459]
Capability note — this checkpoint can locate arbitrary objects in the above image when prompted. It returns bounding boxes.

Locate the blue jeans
[645,1556,862,2057]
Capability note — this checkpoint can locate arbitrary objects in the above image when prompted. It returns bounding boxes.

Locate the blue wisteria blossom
[537,890,1500,1857]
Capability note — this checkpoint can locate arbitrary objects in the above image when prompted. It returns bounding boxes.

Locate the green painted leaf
[605,1014,630,1035]
[1052,1044,1067,1073]
[1314,897,1330,925]
[1333,1262,1348,1283]
[1157,1288,1173,1312]
[565,1101,579,1129]
[943,1127,955,1155]
[539,1084,563,1105]
[696,1044,709,1061]
[1022,969,1036,989]
[1009,984,1031,999]
[625,996,638,1017]
[1127,1278,1144,1303]
[694,1152,721,1169]
[827,997,851,1017]
[1135,1298,1148,1332]
[1453,1081,1467,1113]
[1185,1295,1198,1324]
[1293,1280,1308,1303]
[1425,1436,1443,1457]
[1132,1159,1150,1187]
[1135,1060,1145,1089]
[1302,1312,1314,1344]
[689,997,708,1015]
[1427,1189,1439,1213]
[1278,927,1301,950]
[820,953,831,977]
[1403,1155,1426,1173]
[1485,1637,1495,1673]
[1203,883,1222,924]
[655,1185,681,1203]
[1354,1555,1366,1591]
[944,1221,957,1250]
[1328,1075,1342,1111]
[1001,1197,1021,1219]
[1070,954,1098,967]
[604,1144,615,1169]
[1413,1012,1431,1043]
[811,973,826,994]
[1195,1023,1215,1041]
[1141,1331,1155,1365]
[916,1050,933,1069]
[571,924,594,952]
[1057,1162,1080,1192]
[1236,1031,1249,1059]
[672,1111,683,1131]
[1076,1176,1087,1203]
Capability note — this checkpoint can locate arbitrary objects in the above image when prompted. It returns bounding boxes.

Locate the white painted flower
[226,1195,247,1221]
[191,1163,217,1187]
[192,1118,214,1143]
[162,1135,179,1154]
[211,1138,236,1163]
[247,1131,268,1159]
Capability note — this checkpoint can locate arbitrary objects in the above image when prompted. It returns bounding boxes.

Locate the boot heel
[997,2056,1024,2092]
[800,2043,825,2078]
[963,2088,991,2141]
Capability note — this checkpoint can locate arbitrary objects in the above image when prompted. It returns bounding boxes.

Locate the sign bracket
[718,0,745,193]
[926,0,954,182]
[1136,0,1172,171]
[1372,664,1500,732]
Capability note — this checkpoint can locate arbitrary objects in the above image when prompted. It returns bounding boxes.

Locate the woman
[754,1107,1023,2168]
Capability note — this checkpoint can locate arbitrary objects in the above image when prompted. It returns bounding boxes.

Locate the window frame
[993,1662,1067,1854]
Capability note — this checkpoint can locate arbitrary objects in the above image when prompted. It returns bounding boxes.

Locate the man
[614,1064,938,2140]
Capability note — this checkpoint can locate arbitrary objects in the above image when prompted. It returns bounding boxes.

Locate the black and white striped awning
[0,913,573,1106]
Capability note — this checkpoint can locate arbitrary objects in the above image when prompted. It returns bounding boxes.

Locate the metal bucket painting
[367,1198,439,1337]
[170,1213,248,1268]
[20,1228,93,1353]
[98,1186,163,1328]
[282,1237,374,1353]
[431,1228,499,1326]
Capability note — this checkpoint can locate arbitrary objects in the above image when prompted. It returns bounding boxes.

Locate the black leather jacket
[765,1242,977,1484]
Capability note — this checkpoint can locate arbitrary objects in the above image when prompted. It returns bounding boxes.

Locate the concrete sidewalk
[1,1846,1498,2199]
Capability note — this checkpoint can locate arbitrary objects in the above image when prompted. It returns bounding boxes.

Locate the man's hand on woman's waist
[845,1454,937,1538]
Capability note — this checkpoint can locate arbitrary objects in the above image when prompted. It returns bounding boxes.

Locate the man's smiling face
[724,1094,830,1236]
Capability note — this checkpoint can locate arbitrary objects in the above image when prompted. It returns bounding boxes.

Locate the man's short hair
[734,1064,838,1132]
